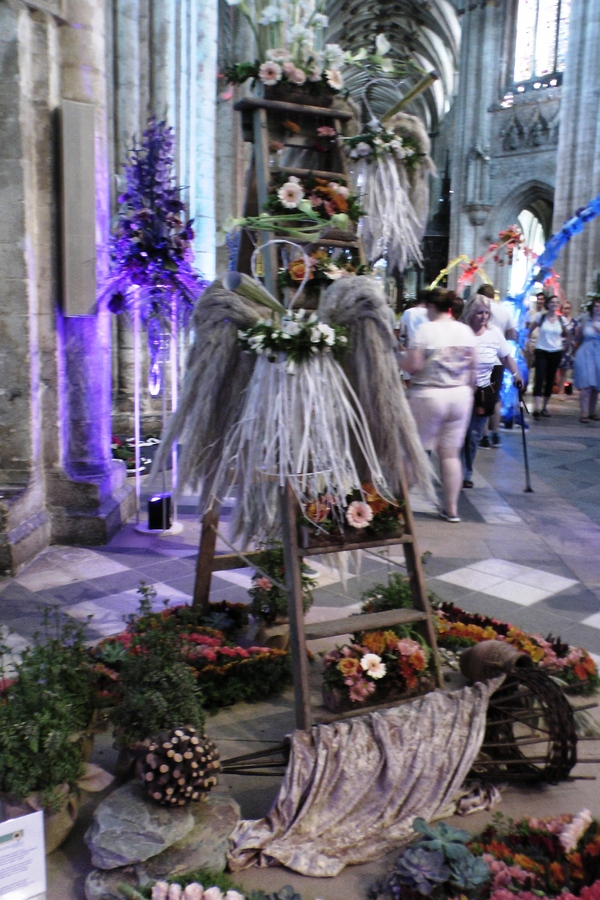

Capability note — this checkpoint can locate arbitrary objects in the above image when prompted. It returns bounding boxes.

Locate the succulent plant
[140,727,220,806]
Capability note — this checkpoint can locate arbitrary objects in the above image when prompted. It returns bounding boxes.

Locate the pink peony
[318,126,337,137]
[152,884,170,900]
[254,576,273,591]
[349,677,376,702]
[183,886,204,900]
[288,67,307,85]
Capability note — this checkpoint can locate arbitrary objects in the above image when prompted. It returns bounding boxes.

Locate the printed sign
[0,811,46,900]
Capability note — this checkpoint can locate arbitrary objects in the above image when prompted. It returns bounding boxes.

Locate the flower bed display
[436,602,599,695]
[370,811,600,900]
[122,870,322,900]
[89,599,292,712]
[322,629,434,710]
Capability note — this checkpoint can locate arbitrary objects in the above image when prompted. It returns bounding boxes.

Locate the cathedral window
[512,0,570,89]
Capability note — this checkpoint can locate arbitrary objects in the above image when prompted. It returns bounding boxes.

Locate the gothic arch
[486,180,554,242]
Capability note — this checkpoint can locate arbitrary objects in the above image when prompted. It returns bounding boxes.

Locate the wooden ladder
[192,94,442,731]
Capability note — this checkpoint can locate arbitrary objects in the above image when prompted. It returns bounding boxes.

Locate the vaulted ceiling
[327,0,461,133]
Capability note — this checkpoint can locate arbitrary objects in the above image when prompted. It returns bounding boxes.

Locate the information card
[0,811,46,900]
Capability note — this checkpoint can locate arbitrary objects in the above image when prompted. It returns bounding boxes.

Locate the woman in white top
[399,288,477,523]
[461,297,524,488]
[527,295,566,418]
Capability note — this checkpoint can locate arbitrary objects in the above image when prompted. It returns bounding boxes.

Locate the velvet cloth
[227,679,501,877]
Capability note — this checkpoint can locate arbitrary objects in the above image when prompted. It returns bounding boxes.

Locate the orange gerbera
[338,657,360,677]
[361,630,387,655]
[361,482,390,515]
[283,119,301,133]
[288,259,313,283]
[305,499,330,523]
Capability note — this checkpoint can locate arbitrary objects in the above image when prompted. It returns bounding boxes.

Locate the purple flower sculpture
[101,117,208,329]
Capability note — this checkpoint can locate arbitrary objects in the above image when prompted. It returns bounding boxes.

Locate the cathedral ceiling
[327,0,460,132]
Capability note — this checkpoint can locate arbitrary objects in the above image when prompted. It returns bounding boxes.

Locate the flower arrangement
[301,482,405,543]
[102,117,207,325]
[265,171,363,228]
[237,309,348,372]
[89,588,292,713]
[343,127,422,171]
[322,628,432,708]
[369,818,491,900]
[223,0,344,101]
[430,225,538,291]
[435,602,599,694]
[468,810,600,900]
[278,248,365,297]
[248,543,317,625]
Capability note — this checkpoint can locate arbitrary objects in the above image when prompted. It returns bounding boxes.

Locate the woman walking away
[527,295,566,418]
[399,288,477,523]
[461,296,524,489]
[573,297,600,423]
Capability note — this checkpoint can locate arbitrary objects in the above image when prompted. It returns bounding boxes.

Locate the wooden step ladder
[192,94,442,731]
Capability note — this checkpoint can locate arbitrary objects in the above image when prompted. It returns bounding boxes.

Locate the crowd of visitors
[397,285,600,522]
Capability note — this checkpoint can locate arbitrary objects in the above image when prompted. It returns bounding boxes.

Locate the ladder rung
[304,608,427,640]
[300,533,413,556]
[234,96,354,121]
[211,550,262,571]
[274,166,349,182]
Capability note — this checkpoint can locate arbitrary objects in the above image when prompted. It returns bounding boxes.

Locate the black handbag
[474,383,497,416]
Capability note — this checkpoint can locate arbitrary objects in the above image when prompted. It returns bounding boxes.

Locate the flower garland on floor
[369,811,600,900]
[436,602,599,694]
[89,602,292,711]
[120,869,318,899]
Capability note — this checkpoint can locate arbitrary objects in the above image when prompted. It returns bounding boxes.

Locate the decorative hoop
[251,239,311,310]
[361,77,404,129]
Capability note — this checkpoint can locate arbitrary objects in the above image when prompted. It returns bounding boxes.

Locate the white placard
[0,811,46,900]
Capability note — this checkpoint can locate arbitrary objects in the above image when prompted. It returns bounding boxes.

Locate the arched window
[509,209,547,296]
[512,0,570,88]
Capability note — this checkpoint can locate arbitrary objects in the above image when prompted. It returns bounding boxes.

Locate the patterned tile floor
[1,394,600,674]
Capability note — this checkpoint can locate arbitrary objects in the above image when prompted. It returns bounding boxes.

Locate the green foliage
[110,585,205,747]
[199,651,292,711]
[249,543,316,625]
[361,572,441,616]
[0,608,94,808]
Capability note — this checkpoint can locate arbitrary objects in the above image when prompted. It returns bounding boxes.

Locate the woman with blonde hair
[461,296,523,488]
[399,288,477,523]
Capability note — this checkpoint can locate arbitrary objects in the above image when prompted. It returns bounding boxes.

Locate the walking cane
[518,387,534,493]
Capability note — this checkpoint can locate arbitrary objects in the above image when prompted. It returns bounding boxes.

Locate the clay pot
[459,640,534,683]
[0,785,80,854]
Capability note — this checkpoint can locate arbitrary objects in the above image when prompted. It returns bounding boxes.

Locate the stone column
[48,0,134,542]
[552,0,600,307]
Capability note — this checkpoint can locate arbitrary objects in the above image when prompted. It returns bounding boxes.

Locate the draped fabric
[228,679,502,877]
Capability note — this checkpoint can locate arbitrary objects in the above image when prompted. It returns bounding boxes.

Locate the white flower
[324,43,345,68]
[325,264,343,281]
[313,13,329,27]
[286,359,297,375]
[183,885,204,900]
[310,326,322,343]
[225,892,245,900]
[325,68,344,91]
[318,323,336,344]
[307,63,323,82]
[329,183,349,199]
[266,48,290,62]
[346,500,374,528]
[282,319,301,336]
[361,652,387,679]
[376,33,392,55]
[307,312,318,323]
[152,884,170,900]
[277,181,304,208]
[259,4,283,25]
[559,809,593,852]
[202,889,224,900]
[289,23,311,41]
[168,885,183,900]
[258,61,282,85]
[356,141,373,157]
[288,175,300,183]
[288,67,307,85]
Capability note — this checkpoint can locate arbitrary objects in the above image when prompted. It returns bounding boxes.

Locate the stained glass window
[513,0,570,84]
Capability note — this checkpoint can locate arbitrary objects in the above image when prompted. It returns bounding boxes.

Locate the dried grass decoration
[141,726,221,806]
[209,243,393,539]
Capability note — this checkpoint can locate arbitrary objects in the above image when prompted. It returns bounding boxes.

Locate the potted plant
[248,543,317,626]
[0,610,97,852]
